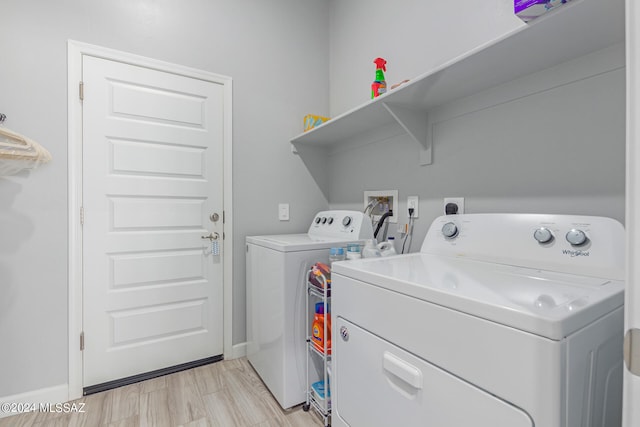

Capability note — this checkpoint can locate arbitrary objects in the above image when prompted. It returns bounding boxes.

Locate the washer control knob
[533,227,553,244]
[321,217,327,224]
[566,229,588,246]
[315,217,321,224]
[327,217,334,225]
[441,222,459,238]
[342,216,352,227]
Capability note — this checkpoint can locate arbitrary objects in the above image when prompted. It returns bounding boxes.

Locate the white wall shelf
[291,0,624,182]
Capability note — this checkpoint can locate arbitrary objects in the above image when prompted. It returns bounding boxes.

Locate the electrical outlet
[278,203,290,221]
[407,196,419,218]
[444,197,464,215]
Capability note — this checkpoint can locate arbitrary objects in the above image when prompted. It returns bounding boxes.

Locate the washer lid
[246,233,362,252]
[332,253,624,340]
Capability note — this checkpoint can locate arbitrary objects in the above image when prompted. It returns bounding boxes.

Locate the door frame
[625,1,640,425]
[67,40,233,400]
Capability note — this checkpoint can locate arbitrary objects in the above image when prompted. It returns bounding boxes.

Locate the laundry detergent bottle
[311,302,331,354]
[371,57,387,98]
[362,239,381,258]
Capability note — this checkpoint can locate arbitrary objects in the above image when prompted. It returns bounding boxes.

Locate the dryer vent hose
[374,210,393,239]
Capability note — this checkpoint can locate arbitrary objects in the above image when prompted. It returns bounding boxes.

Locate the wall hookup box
[515,0,572,22]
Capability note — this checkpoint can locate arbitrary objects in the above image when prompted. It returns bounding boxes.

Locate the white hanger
[0,120,52,176]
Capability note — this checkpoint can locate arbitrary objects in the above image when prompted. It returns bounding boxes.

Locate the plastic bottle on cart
[312,302,332,354]
[329,247,345,267]
[388,236,397,253]
[346,243,362,260]
[378,237,397,257]
[362,239,381,258]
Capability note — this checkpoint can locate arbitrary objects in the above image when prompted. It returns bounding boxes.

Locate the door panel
[110,81,207,126]
[110,299,208,345]
[110,139,205,177]
[109,197,205,229]
[82,55,224,387]
[109,250,204,288]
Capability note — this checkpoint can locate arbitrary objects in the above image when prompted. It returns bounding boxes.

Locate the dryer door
[334,317,533,427]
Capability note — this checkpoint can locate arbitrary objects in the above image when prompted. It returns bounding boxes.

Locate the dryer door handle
[383,351,423,389]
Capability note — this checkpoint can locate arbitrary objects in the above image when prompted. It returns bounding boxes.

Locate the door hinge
[80,206,84,226]
[625,328,640,376]
[80,331,85,351]
[223,211,225,224]
[79,81,84,101]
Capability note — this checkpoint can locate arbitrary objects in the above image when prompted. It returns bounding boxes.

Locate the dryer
[246,210,373,410]
[332,213,624,427]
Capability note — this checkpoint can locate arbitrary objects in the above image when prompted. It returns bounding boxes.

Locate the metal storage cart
[303,266,331,427]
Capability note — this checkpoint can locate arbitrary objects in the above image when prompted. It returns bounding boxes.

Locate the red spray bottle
[371,57,387,99]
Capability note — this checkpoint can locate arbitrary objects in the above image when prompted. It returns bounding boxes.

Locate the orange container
[311,302,331,354]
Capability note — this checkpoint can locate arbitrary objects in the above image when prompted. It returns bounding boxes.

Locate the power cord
[401,208,415,254]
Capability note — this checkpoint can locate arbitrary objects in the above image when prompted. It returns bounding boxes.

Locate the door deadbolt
[210,213,220,222]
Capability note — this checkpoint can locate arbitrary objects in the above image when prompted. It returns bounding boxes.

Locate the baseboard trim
[231,342,247,359]
[0,383,68,419]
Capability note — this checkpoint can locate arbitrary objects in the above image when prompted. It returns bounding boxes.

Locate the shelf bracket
[382,102,432,165]
[290,141,331,200]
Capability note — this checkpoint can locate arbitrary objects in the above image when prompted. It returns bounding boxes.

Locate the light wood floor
[0,358,325,427]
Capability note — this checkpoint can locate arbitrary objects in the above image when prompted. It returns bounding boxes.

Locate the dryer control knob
[533,227,553,244]
[315,217,321,224]
[321,217,327,224]
[342,216,352,227]
[566,229,588,246]
[327,217,334,225]
[441,222,459,238]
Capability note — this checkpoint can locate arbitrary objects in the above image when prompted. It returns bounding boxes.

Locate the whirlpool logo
[562,249,590,257]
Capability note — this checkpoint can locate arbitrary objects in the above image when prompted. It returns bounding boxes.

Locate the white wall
[0,0,329,399]
[329,0,525,116]
[327,0,626,247]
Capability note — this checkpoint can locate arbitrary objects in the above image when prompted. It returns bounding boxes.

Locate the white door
[82,55,224,388]
[626,1,640,425]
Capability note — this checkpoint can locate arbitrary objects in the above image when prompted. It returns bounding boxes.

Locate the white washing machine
[332,213,625,427]
[246,210,374,410]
